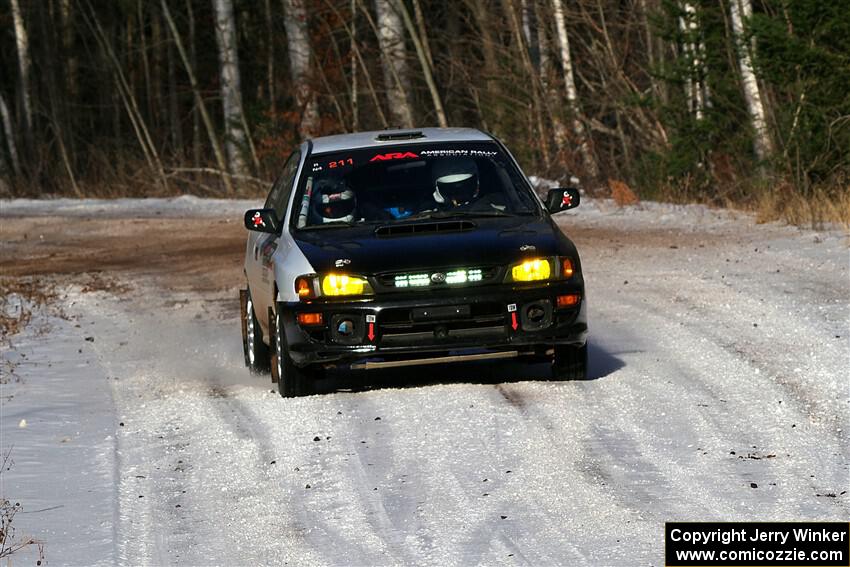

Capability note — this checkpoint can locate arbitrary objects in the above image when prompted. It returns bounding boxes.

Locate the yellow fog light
[321,274,372,296]
[510,258,551,282]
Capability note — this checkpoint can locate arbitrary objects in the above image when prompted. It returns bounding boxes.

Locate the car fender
[272,230,315,304]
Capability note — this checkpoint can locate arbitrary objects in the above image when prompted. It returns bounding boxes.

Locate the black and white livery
[240,128,587,397]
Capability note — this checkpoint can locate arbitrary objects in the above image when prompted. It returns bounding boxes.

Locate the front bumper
[280,282,587,368]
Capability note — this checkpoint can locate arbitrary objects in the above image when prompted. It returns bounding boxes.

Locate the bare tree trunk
[282,0,320,137]
[350,0,359,130]
[322,0,388,129]
[471,0,503,133]
[729,0,773,162]
[38,1,81,195]
[536,3,569,149]
[10,0,32,139]
[412,0,434,71]
[167,29,183,155]
[186,0,201,168]
[161,0,235,194]
[0,124,9,185]
[394,0,447,127]
[505,0,549,169]
[83,0,169,191]
[0,94,22,178]
[60,0,78,98]
[213,0,250,176]
[678,2,708,120]
[138,1,155,129]
[639,0,666,104]
[373,0,414,128]
[152,9,165,132]
[551,0,598,179]
[264,0,276,113]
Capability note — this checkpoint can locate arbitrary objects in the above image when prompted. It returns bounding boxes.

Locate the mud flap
[268,306,279,383]
[239,289,249,365]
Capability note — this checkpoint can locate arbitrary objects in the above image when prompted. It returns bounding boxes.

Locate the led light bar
[394,273,430,288]
[393,268,485,287]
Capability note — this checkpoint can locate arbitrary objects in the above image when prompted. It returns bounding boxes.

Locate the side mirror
[244,209,280,233]
[545,187,581,214]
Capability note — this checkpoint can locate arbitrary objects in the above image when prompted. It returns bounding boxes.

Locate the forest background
[1,0,847,226]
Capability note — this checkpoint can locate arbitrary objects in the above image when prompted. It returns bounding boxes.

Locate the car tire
[270,305,312,397]
[552,343,588,381]
[241,288,270,374]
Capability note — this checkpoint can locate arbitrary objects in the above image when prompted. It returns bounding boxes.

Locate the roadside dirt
[0,216,244,293]
[0,215,728,292]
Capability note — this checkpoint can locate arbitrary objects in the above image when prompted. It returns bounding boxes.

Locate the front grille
[375,266,500,291]
[377,302,506,347]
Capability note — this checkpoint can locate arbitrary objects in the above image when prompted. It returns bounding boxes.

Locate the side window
[264,151,301,221]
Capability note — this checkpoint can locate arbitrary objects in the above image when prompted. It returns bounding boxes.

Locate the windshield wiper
[298,221,358,230]
[298,220,382,231]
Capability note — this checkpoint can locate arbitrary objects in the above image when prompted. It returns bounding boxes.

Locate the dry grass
[753,183,850,230]
[651,173,850,231]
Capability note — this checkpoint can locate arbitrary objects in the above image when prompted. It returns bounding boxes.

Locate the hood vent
[375,220,476,238]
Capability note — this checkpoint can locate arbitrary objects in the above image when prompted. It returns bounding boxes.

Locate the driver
[312,178,357,223]
[431,157,480,208]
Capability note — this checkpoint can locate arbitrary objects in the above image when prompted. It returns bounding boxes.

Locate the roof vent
[375,131,425,141]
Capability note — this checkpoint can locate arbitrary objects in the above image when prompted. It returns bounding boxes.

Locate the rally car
[240,128,587,397]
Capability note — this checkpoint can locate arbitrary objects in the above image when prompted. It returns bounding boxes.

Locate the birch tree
[213,0,250,176]
[678,2,708,120]
[0,93,22,178]
[10,0,32,139]
[551,0,598,178]
[729,0,773,162]
[283,0,320,137]
[374,0,414,128]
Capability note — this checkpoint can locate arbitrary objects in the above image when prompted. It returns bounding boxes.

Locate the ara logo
[369,151,419,162]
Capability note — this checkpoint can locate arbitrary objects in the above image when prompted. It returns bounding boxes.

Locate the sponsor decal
[419,149,498,157]
[519,244,536,251]
[561,191,573,207]
[328,158,354,169]
[252,211,266,228]
[334,258,351,268]
[369,151,419,162]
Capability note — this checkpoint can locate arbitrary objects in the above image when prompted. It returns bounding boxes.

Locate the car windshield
[293,142,539,229]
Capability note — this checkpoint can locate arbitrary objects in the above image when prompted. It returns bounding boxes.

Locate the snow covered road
[1,198,847,565]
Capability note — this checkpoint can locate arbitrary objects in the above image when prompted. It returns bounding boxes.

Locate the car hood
[293,217,568,274]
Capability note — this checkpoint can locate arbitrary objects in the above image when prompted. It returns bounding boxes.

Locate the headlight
[321,274,373,296]
[509,258,552,282]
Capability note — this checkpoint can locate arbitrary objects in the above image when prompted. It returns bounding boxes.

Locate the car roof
[309,127,495,155]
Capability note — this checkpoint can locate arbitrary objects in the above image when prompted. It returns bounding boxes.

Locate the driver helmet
[432,157,479,206]
[313,179,356,223]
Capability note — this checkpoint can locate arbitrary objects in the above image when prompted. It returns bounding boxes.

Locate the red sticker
[369,152,419,162]
[252,211,266,228]
[561,192,573,206]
